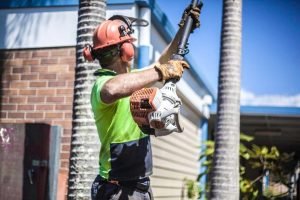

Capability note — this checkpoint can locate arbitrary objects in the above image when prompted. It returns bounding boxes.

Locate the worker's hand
[155,60,190,81]
[178,2,203,32]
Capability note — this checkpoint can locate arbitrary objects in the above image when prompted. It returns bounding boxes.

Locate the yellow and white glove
[154,60,190,81]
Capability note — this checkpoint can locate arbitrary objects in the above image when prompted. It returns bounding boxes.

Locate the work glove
[155,60,190,81]
[179,2,203,32]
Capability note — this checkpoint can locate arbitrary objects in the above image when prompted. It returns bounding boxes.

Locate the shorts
[91,175,153,200]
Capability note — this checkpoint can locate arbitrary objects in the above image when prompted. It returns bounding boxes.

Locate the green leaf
[205,148,214,156]
[240,179,251,192]
[241,152,250,160]
[272,147,280,157]
[252,144,262,155]
[261,146,268,155]
[240,143,248,153]
[253,190,258,198]
[202,160,212,166]
[185,179,200,199]
[240,166,246,175]
[240,133,254,142]
[203,140,215,147]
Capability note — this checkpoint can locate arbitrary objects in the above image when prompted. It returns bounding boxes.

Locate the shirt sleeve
[91,76,114,109]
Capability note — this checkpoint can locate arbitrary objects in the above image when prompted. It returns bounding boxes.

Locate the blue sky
[156,0,300,106]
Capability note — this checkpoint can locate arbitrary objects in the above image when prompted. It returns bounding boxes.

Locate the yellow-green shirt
[91,69,153,181]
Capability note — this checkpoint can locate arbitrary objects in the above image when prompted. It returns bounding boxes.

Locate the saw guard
[148,81,184,135]
[154,113,183,136]
[130,81,184,137]
[130,87,163,126]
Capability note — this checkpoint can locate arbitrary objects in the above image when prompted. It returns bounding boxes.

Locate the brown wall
[0,47,75,199]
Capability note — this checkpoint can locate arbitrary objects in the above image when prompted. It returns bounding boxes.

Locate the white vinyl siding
[151,115,200,200]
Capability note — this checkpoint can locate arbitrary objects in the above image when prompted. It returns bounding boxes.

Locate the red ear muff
[120,42,134,62]
[83,45,95,61]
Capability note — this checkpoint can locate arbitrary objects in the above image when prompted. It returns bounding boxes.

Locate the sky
[156,0,300,107]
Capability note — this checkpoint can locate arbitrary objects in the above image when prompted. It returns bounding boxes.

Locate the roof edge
[210,104,300,117]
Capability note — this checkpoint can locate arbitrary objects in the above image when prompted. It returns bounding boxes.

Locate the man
[83,9,199,200]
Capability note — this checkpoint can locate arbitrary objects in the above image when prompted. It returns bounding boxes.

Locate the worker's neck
[106,60,130,74]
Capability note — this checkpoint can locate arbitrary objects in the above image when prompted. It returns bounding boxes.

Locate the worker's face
[113,58,131,74]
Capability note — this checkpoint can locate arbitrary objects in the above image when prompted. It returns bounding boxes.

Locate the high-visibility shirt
[91,68,153,181]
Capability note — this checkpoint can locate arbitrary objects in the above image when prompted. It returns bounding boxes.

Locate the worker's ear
[83,44,95,61]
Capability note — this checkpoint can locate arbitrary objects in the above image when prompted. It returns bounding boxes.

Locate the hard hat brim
[93,36,136,51]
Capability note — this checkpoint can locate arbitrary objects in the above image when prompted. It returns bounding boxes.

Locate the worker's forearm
[101,68,161,104]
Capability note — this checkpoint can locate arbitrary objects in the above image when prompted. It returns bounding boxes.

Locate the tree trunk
[68,0,106,199]
[210,0,242,199]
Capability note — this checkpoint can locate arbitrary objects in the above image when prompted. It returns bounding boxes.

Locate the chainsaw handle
[158,0,201,135]
[165,0,201,83]
[177,0,200,57]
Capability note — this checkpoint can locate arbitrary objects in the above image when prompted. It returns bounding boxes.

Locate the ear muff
[83,45,95,61]
[120,42,134,62]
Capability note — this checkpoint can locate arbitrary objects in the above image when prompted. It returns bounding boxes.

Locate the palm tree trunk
[68,0,106,199]
[210,0,242,199]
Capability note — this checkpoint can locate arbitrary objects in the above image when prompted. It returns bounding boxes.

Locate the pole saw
[130,0,203,136]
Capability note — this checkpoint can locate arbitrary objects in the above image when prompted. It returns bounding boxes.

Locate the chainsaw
[130,0,202,137]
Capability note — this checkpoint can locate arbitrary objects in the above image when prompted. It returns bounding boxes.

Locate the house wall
[0,47,75,199]
[151,116,200,200]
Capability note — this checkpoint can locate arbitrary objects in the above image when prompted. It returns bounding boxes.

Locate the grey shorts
[91,175,153,200]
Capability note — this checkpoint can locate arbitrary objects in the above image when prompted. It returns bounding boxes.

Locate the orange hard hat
[83,15,148,63]
[93,18,136,51]
[83,15,137,62]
